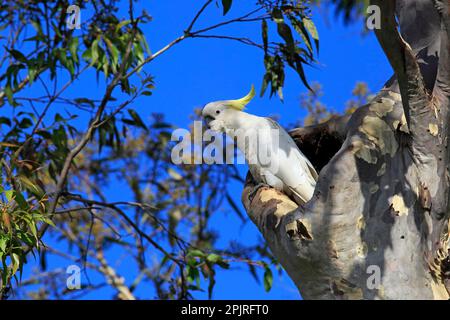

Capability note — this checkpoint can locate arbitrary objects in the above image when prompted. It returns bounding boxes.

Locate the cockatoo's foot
[247,182,271,203]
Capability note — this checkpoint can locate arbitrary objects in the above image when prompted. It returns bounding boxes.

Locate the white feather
[202,102,318,205]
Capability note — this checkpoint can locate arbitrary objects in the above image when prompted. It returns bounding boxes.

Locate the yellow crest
[227,85,255,111]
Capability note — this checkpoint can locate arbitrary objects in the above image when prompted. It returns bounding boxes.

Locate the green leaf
[68,36,79,63]
[13,190,27,210]
[82,48,92,62]
[186,265,200,288]
[248,264,260,284]
[208,272,216,299]
[30,19,44,37]
[91,38,100,65]
[74,98,95,109]
[294,54,312,91]
[260,72,271,97]
[133,42,144,66]
[187,249,206,258]
[17,231,35,247]
[54,113,64,123]
[277,86,284,101]
[28,66,37,85]
[0,235,7,253]
[29,221,38,240]
[41,217,55,227]
[263,267,273,292]
[52,126,68,151]
[216,260,230,269]
[261,20,268,54]
[103,37,119,70]
[127,109,147,130]
[271,8,284,23]
[139,34,152,56]
[278,24,295,49]
[0,117,11,127]
[57,48,68,67]
[206,254,222,264]
[102,56,109,78]
[8,49,28,64]
[4,86,13,105]
[36,130,52,139]
[115,19,131,33]
[302,18,319,52]
[11,252,20,275]
[1,258,9,285]
[222,0,232,15]
[290,18,313,56]
[4,190,14,202]
[19,117,33,129]
[18,175,44,198]
[272,9,295,52]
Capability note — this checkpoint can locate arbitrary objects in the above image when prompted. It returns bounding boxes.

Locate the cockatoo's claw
[247,182,271,203]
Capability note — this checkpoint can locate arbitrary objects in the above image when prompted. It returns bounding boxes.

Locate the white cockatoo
[202,85,318,205]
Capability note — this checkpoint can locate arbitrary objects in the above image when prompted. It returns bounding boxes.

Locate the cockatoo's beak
[204,115,214,128]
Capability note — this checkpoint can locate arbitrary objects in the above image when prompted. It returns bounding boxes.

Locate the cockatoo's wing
[265,118,318,204]
[286,184,310,205]
[265,118,318,180]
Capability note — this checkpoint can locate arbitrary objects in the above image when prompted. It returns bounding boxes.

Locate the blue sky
[10,1,392,299]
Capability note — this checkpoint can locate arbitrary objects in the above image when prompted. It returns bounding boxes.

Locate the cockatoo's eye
[216,110,221,115]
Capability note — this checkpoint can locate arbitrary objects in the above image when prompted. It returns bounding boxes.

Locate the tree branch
[370,0,430,136]
[185,0,214,34]
[190,34,266,51]
[96,249,136,300]
[434,0,450,93]
[63,195,183,266]
[190,7,266,35]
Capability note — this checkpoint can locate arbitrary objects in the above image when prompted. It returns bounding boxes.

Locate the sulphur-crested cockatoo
[202,85,318,205]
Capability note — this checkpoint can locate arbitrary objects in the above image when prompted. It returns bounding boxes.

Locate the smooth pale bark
[242,0,450,299]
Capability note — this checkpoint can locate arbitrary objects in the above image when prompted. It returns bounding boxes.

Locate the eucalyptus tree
[243,0,450,299]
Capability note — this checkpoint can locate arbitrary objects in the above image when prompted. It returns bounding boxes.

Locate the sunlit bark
[242,0,450,299]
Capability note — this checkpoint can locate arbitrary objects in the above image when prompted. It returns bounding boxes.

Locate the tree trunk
[242,0,450,299]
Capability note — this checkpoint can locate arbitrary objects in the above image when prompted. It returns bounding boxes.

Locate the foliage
[257,0,320,99]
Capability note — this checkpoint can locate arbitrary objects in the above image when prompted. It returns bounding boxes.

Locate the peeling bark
[241,0,450,299]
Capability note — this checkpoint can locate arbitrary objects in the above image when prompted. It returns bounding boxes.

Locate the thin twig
[185,0,214,33]
[191,7,265,35]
